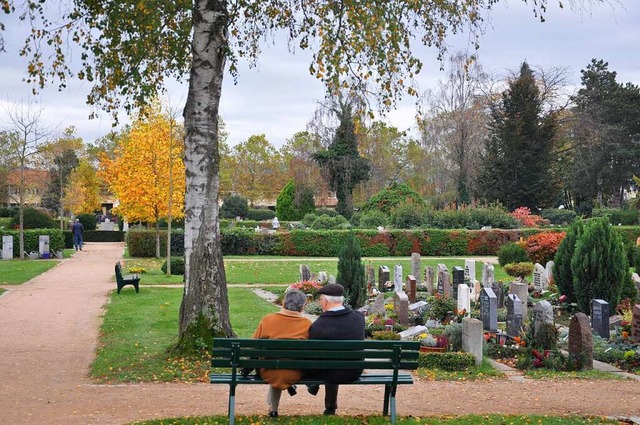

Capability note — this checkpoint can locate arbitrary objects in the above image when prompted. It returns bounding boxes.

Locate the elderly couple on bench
[250,283,364,417]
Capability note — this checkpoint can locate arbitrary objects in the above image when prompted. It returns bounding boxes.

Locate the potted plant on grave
[419,334,448,353]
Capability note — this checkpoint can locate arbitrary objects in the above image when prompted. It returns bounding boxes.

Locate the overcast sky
[0,1,638,149]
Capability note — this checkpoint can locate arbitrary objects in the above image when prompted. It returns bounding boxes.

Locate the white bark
[179,0,233,341]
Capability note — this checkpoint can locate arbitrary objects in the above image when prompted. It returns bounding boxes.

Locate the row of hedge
[62,230,125,248]
[0,229,65,257]
[127,226,640,258]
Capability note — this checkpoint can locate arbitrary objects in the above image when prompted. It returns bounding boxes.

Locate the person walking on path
[72,218,84,251]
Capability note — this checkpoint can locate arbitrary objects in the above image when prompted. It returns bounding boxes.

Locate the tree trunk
[177,0,234,353]
[155,216,160,258]
[18,160,25,259]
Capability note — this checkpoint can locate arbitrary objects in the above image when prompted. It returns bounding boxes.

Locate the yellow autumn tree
[99,105,185,258]
[62,159,102,215]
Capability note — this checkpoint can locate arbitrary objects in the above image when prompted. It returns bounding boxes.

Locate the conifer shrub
[336,231,366,309]
[553,219,584,303]
[503,262,534,281]
[497,242,529,266]
[276,180,315,221]
[76,213,97,231]
[161,257,185,275]
[220,195,248,219]
[571,217,628,313]
[246,209,276,221]
[9,207,57,229]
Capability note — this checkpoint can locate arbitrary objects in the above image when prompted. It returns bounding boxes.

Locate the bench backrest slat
[114,262,124,284]
[211,338,420,372]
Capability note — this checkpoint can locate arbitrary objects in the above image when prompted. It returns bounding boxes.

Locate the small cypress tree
[336,231,366,309]
[571,217,628,313]
[553,219,584,303]
[276,180,315,221]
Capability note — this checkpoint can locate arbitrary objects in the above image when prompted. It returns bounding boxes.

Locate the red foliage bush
[524,231,566,264]
[511,207,544,228]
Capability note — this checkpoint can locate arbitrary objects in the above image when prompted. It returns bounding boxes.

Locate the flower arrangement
[288,280,322,295]
[421,335,438,347]
[371,330,400,341]
[128,267,146,274]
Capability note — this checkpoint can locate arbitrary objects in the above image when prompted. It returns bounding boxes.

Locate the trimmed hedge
[0,229,64,257]
[124,226,640,258]
[417,352,476,371]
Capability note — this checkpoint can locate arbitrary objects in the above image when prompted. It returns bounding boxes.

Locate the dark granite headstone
[491,282,504,308]
[569,312,593,370]
[506,294,523,337]
[480,287,498,332]
[394,291,410,326]
[452,266,464,300]
[437,264,450,298]
[378,266,390,292]
[590,299,610,339]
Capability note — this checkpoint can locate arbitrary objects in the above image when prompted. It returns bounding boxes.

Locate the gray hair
[323,295,344,304]
[284,289,307,312]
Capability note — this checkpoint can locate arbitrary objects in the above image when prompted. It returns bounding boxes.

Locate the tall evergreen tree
[336,231,366,309]
[553,219,584,303]
[479,62,558,211]
[568,59,640,207]
[313,101,370,218]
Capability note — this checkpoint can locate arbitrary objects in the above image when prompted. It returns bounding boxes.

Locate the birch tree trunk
[178,0,234,351]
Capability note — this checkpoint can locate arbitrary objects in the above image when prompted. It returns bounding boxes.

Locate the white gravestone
[457,284,471,314]
[2,235,13,260]
[394,265,403,292]
[464,259,476,283]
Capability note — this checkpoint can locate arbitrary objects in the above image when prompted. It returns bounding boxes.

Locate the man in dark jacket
[307,283,365,415]
[72,218,84,251]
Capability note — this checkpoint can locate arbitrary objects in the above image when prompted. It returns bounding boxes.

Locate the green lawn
[0,259,61,285]
[129,414,621,425]
[123,257,507,285]
[90,287,278,382]
[523,369,626,380]
[415,357,504,381]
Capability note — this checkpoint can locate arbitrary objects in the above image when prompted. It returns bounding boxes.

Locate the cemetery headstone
[491,282,504,308]
[569,312,593,370]
[509,282,529,321]
[532,300,554,338]
[481,263,495,288]
[472,280,481,303]
[394,291,410,326]
[462,318,483,365]
[506,294,523,337]
[300,264,311,282]
[38,235,50,258]
[533,263,548,291]
[632,273,640,295]
[370,293,386,317]
[327,275,336,285]
[368,266,375,291]
[590,299,610,339]
[394,265,403,292]
[406,275,417,303]
[318,271,328,284]
[464,259,476,284]
[378,266,390,292]
[545,260,555,286]
[452,266,464,300]
[457,284,471,314]
[632,304,640,340]
[409,301,428,315]
[437,264,451,298]
[480,287,498,332]
[425,266,435,294]
[398,325,427,340]
[411,253,421,286]
[2,235,13,260]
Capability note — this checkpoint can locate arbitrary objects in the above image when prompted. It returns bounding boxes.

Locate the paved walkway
[1,243,639,424]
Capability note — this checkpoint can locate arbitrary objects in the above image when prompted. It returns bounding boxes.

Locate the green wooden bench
[114,261,140,294]
[211,338,420,424]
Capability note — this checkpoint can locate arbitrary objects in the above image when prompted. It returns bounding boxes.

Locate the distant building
[5,169,50,207]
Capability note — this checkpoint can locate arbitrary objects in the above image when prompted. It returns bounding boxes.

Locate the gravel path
[1,243,639,424]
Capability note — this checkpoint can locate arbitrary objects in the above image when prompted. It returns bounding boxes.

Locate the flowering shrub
[128,267,147,274]
[288,280,322,295]
[510,207,543,228]
[524,231,566,264]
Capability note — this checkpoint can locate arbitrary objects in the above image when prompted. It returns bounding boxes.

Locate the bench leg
[134,282,139,293]
[228,385,236,425]
[390,393,397,424]
[383,384,390,416]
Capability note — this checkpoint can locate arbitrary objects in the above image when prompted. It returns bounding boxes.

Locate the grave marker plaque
[299,264,311,282]
[464,259,476,284]
[394,291,410,326]
[378,266,390,292]
[491,282,504,308]
[452,266,464,300]
[631,304,640,340]
[411,253,421,286]
[590,299,610,339]
[437,264,450,298]
[457,284,470,313]
[509,282,529,321]
[532,300,554,338]
[425,266,435,294]
[480,288,498,332]
[506,294,523,337]
[406,275,417,303]
[2,235,13,260]
[569,313,593,370]
[394,265,403,292]
[462,318,483,365]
